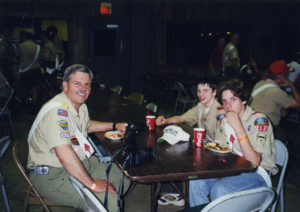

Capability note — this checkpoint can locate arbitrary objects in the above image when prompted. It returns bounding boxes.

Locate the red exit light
[100,2,112,15]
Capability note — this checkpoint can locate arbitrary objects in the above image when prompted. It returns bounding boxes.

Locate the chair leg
[1,183,11,212]
[7,112,16,138]
[24,186,32,212]
[124,182,137,199]
[182,103,186,113]
[280,189,284,212]
[173,100,178,113]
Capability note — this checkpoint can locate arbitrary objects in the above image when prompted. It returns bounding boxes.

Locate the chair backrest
[174,82,192,100]
[69,176,107,212]
[201,187,275,212]
[126,92,144,105]
[145,102,158,113]
[12,140,51,212]
[110,85,123,95]
[0,87,14,113]
[271,139,289,212]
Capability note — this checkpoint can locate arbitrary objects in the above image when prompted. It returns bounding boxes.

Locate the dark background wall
[0,0,300,92]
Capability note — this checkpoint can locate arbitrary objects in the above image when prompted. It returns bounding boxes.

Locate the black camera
[121,123,155,166]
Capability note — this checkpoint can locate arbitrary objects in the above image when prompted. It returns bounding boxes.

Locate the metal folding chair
[201,187,275,212]
[271,139,289,212]
[0,136,11,212]
[173,82,194,113]
[110,85,123,95]
[69,176,107,212]
[145,102,158,113]
[12,140,72,212]
[181,187,275,212]
[0,87,15,137]
[125,92,144,105]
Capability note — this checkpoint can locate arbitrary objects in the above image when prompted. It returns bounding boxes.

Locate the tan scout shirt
[216,106,278,175]
[19,40,41,70]
[27,92,90,168]
[181,99,225,140]
[250,79,294,126]
[41,40,57,65]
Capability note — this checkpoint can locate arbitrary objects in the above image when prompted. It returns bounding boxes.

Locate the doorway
[86,18,126,89]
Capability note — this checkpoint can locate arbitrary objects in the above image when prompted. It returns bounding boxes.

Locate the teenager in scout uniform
[155,77,225,206]
[27,64,129,212]
[189,79,277,207]
[156,77,225,140]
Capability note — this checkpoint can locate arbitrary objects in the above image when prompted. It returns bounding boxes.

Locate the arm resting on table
[55,144,116,193]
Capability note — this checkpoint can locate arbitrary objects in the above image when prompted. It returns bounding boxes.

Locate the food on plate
[104,131,124,140]
[204,142,231,152]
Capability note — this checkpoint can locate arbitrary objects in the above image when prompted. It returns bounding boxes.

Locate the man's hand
[93,179,117,194]
[225,111,244,133]
[116,123,128,133]
[156,116,167,126]
[275,77,293,88]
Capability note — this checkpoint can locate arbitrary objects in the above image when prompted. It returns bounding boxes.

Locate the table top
[88,88,257,183]
[94,128,256,183]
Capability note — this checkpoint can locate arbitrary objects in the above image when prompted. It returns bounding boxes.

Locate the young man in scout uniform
[156,77,224,140]
[189,79,278,207]
[27,64,129,212]
[155,77,225,206]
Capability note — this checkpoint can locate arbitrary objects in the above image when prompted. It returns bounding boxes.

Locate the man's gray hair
[63,64,94,82]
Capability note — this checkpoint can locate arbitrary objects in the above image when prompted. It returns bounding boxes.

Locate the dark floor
[1,101,300,212]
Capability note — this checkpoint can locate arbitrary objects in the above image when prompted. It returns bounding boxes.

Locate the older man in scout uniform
[27,64,129,212]
[189,79,277,207]
[155,77,225,206]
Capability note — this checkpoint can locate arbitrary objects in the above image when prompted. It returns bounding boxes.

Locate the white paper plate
[104,131,124,140]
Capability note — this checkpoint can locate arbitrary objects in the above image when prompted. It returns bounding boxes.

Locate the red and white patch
[258,124,268,132]
[230,134,235,144]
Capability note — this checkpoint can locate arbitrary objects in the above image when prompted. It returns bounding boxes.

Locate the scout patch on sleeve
[230,134,235,144]
[60,132,70,138]
[254,117,269,125]
[217,113,226,120]
[58,109,68,117]
[247,125,251,132]
[57,120,68,131]
[217,106,224,110]
[258,124,269,132]
[257,132,267,143]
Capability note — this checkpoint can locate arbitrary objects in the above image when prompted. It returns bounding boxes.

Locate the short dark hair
[197,77,220,91]
[63,64,93,82]
[216,78,249,104]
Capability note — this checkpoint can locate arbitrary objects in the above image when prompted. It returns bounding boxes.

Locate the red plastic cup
[146,115,156,131]
[193,128,205,148]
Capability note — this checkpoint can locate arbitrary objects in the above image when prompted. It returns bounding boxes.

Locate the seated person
[156,77,225,140]
[27,64,130,212]
[155,77,225,206]
[189,78,278,207]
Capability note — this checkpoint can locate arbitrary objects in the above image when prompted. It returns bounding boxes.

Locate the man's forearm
[55,144,94,188]
[88,120,113,133]
[166,116,183,124]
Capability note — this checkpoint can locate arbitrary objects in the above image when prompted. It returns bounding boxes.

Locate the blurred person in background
[249,60,300,143]
[17,28,42,113]
[222,33,240,80]
[209,37,225,78]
